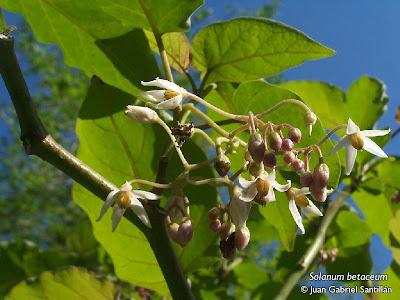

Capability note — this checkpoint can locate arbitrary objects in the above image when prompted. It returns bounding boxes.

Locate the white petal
[346,118,360,135]
[303,199,323,216]
[362,136,388,158]
[309,124,313,136]
[260,169,275,182]
[120,182,132,191]
[346,145,358,175]
[239,183,258,202]
[155,94,182,110]
[271,179,291,192]
[138,90,165,102]
[230,195,251,228]
[289,199,305,234]
[141,77,181,92]
[264,185,276,202]
[238,175,256,189]
[328,135,349,156]
[133,190,162,201]
[97,190,118,221]
[112,205,125,231]
[297,187,311,195]
[130,197,151,228]
[361,129,390,137]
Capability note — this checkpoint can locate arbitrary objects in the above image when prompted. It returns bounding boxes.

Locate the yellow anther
[294,194,309,207]
[164,89,179,100]
[256,178,270,198]
[116,191,131,209]
[350,132,364,150]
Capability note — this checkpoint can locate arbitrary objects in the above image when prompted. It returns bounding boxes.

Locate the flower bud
[300,172,313,187]
[248,133,266,164]
[125,105,158,123]
[313,163,330,188]
[208,207,220,220]
[209,219,221,231]
[310,183,328,202]
[219,222,235,241]
[291,159,304,171]
[268,132,282,152]
[263,151,277,169]
[304,112,317,126]
[283,151,296,164]
[281,138,294,151]
[288,128,302,143]
[214,154,231,176]
[168,223,180,244]
[235,226,250,251]
[177,219,194,247]
[220,232,236,261]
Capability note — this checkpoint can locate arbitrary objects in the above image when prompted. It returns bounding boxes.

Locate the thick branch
[274,185,355,300]
[0,34,193,299]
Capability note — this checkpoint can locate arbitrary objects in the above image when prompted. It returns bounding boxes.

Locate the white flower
[139,77,187,110]
[287,188,323,234]
[328,118,390,175]
[230,187,251,229]
[125,105,158,123]
[238,169,291,202]
[97,182,161,231]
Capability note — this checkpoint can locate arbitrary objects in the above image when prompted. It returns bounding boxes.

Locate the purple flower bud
[168,223,180,244]
[313,163,330,188]
[268,132,282,152]
[281,138,294,151]
[300,172,313,187]
[208,207,220,220]
[209,219,221,231]
[214,154,231,176]
[292,159,304,171]
[248,134,266,164]
[310,183,328,202]
[283,151,296,164]
[220,232,236,261]
[219,222,235,241]
[263,151,277,169]
[235,227,250,251]
[177,219,194,247]
[288,128,302,143]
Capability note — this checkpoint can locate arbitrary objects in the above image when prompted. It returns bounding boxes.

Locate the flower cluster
[96,78,390,260]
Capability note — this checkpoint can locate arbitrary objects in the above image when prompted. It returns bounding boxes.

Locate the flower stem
[256,99,312,119]
[193,128,216,148]
[316,124,347,146]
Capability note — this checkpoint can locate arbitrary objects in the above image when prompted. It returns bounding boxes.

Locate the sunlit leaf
[383,262,400,299]
[0,8,6,31]
[5,267,120,300]
[191,17,335,85]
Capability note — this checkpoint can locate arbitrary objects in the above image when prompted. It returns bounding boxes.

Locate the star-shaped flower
[287,187,323,234]
[328,118,390,175]
[97,182,161,231]
[139,77,187,110]
[238,169,291,202]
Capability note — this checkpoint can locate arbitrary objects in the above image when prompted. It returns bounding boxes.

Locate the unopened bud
[208,207,220,220]
[282,138,294,151]
[292,159,304,171]
[248,133,266,164]
[310,183,328,202]
[268,132,282,152]
[125,105,158,123]
[235,226,250,251]
[219,222,235,241]
[313,163,330,188]
[263,151,277,169]
[220,232,236,261]
[288,128,302,143]
[304,112,317,126]
[300,172,313,187]
[177,219,194,247]
[209,219,221,231]
[283,151,296,164]
[215,154,231,176]
[168,223,180,244]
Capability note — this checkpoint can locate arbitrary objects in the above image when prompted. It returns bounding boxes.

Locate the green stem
[0,34,194,300]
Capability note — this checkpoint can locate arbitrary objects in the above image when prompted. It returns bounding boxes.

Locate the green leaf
[0,8,6,31]
[5,267,120,300]
[383,262,400,299]
[74,77,169,294]
[0,1,160,95]
[191,17,335,84]
[345,75,388,129]
[352,186,393,247]
[378,157,400,208]
[254,282,329,299]
[145,31,191,74]
[331,210,373,248]
[390,211,400,242]
[279,81,346,130]
[234,262,268,290]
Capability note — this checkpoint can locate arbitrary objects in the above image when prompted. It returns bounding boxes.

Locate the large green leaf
[191,17,335,85]
[378,156,400,213]
[0,8,6,31]
[5,267,120,300]
[0,0,161,95]
[205,80,341,250]
[279,81,346,130]
[383,262,400,299]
